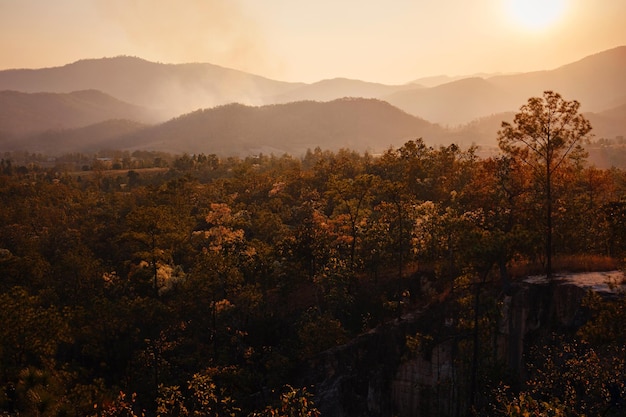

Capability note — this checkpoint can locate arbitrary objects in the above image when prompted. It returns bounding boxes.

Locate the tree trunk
[468,277,483,413]
[546,161,552,279]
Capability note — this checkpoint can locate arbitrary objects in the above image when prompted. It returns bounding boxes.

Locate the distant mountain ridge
[410,72,510,88]
[1,98,445,156]
[487,46,626,112]
[384,77,512,126]
[385,46,626,125]
[0,56,303,119]
[1,95,624,157]
[0,46,625,156]
[101,98,446,156]
[0,89,155,137]
[3,119,147,154]
[270,77,414,104]
[1,46,624,127]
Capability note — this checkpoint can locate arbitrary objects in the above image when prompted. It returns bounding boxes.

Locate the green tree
[122,205,186,297]
[498,91,592,278]
[458,155,535,287]
[326,173,376,270]
[0,287,72,372]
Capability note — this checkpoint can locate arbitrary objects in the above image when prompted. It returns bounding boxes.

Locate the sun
[506,0,567,31]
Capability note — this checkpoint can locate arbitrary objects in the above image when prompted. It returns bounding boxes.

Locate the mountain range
[0,46,625,157]
[0,89,155,138]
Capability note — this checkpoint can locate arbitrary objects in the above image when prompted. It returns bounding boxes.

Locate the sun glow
[506,0,567,31]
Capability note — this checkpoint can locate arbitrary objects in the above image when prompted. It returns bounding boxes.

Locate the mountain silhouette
[488,46,626,113]
[33,98,445,156]
[3,119,147,154]
[0,56,302,120]
[268,78,412,103]
[0,47,625,156]
[585,103,626,140]
[0,89,154,138]
[384,77,512,126]
[384,46,626,126]
[1,47,624,128]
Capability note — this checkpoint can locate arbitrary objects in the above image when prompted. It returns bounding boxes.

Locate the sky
[0,0,625,84]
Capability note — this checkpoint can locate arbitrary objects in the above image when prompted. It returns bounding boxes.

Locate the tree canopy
[0,95,624,415]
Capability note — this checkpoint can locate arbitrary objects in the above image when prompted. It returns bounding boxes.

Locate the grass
[509,254,621,278]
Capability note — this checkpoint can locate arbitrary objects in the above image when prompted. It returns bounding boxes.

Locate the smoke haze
[94,0,272,75]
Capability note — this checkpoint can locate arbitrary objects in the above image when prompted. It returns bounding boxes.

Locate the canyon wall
[299,279,593,416]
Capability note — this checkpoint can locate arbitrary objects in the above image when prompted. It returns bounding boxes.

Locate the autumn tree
[498,91,592,278]
[458,155,536,286]
[370,141,428,281]
[494,335,626,417]
[156,369,241,417]
[326,173,376,270]
[252,385,321,417]
[555,165,616,256]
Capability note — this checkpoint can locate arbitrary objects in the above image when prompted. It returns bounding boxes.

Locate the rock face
[501,280,590,375]
[300,312,423,417]
[299,276,609,417]
[391,339,459,416]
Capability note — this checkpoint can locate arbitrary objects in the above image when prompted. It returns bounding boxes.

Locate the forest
[1,92,626,416]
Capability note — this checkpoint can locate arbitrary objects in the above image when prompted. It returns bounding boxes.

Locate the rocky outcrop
[391,339,459,417]
[495,279,591,383]
[300,312,423,417]
[299,273,620,417]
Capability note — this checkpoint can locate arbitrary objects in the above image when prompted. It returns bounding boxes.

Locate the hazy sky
[1,0,625,84]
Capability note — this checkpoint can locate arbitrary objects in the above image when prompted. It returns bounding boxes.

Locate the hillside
[448,112,515,148]
[106,98,447,156]
[585,103,626,140]
[384,77,512,126]
[268,78,412,103]
[0,89,155,138]
[2,119,147,154]
[0,56,303,119]
[384,46,626,126]
[488,45,626,113]
[271,47,626,126]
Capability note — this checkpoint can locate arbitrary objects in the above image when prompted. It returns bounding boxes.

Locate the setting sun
[506,0,567,31]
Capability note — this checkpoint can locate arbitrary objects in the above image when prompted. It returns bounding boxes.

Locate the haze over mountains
[108,99,443,156]
[0,89,155,138]
[0,46,625,157]
[0,57,301,119]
